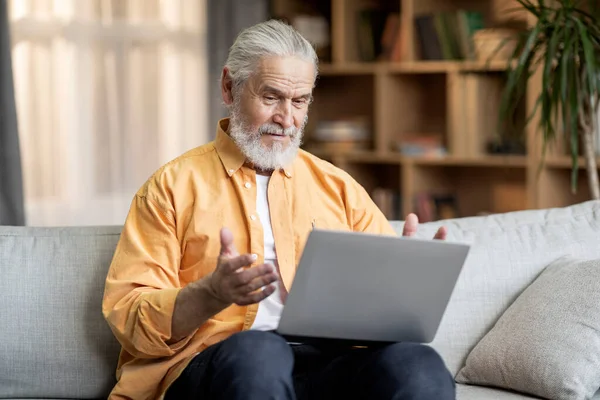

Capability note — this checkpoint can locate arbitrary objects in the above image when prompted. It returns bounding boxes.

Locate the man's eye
[265,96,277,101]
[293,99,307,105]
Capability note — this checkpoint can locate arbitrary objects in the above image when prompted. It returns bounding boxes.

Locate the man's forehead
[252,56,315,90]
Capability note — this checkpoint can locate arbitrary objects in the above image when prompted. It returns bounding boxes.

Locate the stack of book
[307,118,371,153]
[415,10,485,61]
[393,135,447,157]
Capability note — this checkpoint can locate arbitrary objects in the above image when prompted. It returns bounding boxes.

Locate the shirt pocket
[179,208,225,285]
[311,212,352,232]
[293,212,352,263]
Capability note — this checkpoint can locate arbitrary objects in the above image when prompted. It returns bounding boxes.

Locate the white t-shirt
[249,174,284,331]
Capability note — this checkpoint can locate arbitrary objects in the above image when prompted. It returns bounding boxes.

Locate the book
[415,15,443,60]
[372,187,402,220]
[415,10,484,61]
[415,192,459,222]
[356,8,388,62]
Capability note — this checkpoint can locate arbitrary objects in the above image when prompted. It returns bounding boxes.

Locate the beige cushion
[458,384,600,400]
[457,384,542,399]
[456,257,600,400]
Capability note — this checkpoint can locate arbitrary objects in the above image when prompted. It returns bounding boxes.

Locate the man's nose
[273,100,294,130]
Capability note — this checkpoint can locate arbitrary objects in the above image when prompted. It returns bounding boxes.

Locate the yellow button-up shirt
[102,118,397,399]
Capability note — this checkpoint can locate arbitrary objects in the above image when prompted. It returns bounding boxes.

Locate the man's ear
[221,67,234,106]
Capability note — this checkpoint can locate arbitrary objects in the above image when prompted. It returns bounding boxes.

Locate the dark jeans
[164,330,455,400]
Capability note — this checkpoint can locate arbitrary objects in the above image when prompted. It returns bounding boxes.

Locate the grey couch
[1,200,600,399]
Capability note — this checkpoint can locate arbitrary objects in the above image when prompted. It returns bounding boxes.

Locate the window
[9,0,208,226]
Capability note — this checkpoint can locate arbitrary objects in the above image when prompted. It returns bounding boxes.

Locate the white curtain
[8,0,208,226]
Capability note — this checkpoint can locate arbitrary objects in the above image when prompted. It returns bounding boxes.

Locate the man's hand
[402,213,447,240]
[208,227,278,306]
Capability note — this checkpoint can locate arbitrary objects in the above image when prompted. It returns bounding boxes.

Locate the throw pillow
[455,257,600,400]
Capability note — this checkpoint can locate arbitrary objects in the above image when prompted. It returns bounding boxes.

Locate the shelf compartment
[409,0,528,63]
[376,72,447,153]
[305,74,376,151]
[409,165,527,220]
[448,71,526,158]
[342,161,403,220]
[535,168,596,210]
[332,0,401,63]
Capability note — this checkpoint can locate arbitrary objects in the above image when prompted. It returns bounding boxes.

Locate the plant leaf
[498,24,543,137]
[575,19,599,100]
[569,49,580,192]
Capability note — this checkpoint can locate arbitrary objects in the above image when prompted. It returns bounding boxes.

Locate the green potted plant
[498,0,600,199]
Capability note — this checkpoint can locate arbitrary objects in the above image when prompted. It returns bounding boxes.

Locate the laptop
[276,229,470,347]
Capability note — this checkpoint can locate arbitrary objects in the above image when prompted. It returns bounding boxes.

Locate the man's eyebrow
[296,93,313,101]
[262,86,287,96]
[262,86,312,100]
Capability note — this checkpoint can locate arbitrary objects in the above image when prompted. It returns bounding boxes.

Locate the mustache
[258,123,297,137]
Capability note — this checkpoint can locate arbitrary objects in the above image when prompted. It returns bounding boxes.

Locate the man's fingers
[220,253,257,273]
[219,227,239,258]
[403,213,419,237]
[235,284,276,306]
[232,263,274,286]
[434,226,447,240]
[238,272,278,294]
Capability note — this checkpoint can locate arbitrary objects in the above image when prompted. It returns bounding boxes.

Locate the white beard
[228,103,306,172]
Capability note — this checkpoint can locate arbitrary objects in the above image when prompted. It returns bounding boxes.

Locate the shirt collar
[214,118,294,178]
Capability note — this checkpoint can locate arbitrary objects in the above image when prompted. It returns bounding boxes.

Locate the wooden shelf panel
[307,149,400,163]
[309,150,527,168]
[387,61,452,74]
[387,60,510,74]
[344,151,403,164]
[407,155,527,167]
[318,62,380,76]
[544,156,600,169]
[317,60,510,76]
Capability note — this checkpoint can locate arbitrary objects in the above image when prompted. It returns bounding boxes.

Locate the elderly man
[102,19,454,400]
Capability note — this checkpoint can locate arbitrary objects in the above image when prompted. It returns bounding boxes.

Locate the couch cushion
[457,384,541,399]
[457,384,600,400]
[0,226,122,399]
[389,200,600,376]
[455,257,600,399]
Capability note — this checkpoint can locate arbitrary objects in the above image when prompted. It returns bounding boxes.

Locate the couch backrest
[389,200,600,376]
[2,200,599,397]
[0,226,123,399]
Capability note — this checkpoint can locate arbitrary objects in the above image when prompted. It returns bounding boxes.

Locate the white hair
[223,19,319,93]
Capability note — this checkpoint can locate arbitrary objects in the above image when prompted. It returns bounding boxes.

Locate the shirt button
[228,169,234,174]
[244,182,251,189]
[250,214,257,221]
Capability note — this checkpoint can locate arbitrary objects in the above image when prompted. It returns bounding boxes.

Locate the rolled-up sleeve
[102,192,192,359]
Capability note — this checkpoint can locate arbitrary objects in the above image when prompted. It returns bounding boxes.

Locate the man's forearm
[170,275,230,342]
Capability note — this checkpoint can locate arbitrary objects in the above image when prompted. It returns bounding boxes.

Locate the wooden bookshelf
[270,0,597,221]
